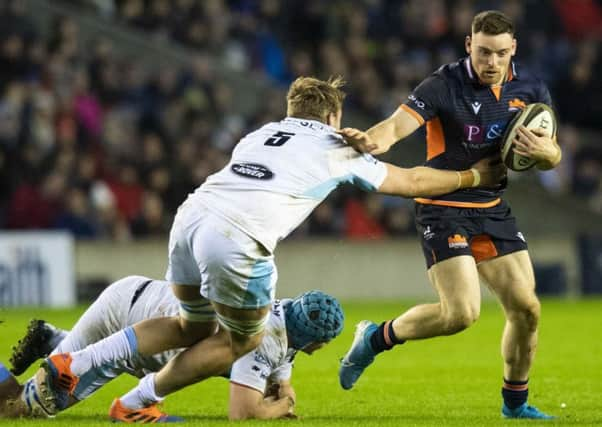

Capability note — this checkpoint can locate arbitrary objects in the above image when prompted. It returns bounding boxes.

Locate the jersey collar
[463,56,519,85]
[282,117,336,133]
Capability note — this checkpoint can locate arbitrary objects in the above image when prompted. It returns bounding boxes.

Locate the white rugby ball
[501,103,557,171]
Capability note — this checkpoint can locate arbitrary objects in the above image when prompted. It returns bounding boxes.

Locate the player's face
[466,32,516,85]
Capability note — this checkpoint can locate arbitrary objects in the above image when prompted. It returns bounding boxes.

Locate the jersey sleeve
[229,349,271,393]
[327,147,387,192]
[402,75,449,124]
[268,361,293,384]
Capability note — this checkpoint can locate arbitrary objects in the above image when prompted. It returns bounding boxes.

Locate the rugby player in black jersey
[339,10,560,420]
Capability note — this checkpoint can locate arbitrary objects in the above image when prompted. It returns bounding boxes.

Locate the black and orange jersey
[402,57,552,208]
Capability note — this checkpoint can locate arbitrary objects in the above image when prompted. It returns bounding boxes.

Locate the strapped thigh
[178,297,216,322]
[215,311,269,336]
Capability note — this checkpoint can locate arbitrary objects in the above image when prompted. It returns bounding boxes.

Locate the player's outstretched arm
[377,157,505,197]
[229,382,294,420]
[338,108,422,155]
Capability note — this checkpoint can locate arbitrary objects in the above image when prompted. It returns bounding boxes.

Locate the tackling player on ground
[0,275,343,421]
[338,10,560,420]
[38,76,505,418]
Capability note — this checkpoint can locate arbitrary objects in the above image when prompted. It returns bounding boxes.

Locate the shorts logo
[408,94,425,110]
[423,225,435,240]
[508,98,526,112]
[448,234,468,249]
[231,163,274,180]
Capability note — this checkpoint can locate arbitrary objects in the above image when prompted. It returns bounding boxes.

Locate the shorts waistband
[414,197,501,209]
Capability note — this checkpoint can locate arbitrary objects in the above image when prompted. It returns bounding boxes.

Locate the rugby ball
[501,103,557,171]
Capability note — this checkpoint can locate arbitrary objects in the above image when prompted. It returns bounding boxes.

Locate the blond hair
[286,76,346,122]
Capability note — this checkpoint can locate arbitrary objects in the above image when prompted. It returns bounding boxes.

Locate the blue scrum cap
[283,290,344,350]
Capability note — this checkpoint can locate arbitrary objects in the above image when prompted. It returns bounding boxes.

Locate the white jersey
[52,277,296,399]
[52,276,181,384]
[229,299,296,393]
[187,117,387,252]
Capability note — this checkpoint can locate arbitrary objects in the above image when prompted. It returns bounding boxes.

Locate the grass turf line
[0,299,601,426]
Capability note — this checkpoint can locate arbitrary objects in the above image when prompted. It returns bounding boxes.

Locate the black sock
[502,378,528,409]
[369,320,405,354]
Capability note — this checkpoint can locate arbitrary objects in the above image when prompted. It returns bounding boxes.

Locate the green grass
[1,299,601,426]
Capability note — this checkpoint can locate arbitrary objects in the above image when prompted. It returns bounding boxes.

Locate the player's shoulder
[512,62,548,87]
[431,58,465,83]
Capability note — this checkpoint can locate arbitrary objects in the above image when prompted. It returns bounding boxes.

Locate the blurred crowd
[1,0,601,241]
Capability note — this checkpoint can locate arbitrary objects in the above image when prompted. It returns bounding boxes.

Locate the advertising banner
[0,232,75,307]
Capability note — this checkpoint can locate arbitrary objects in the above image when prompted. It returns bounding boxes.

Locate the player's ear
[465,36,472,54]
[511,38,517,56]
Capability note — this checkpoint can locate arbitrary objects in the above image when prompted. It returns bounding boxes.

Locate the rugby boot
[502,403,555,419]
[109,398,184,423]
[339,320,378,390]
[39,353,79,411]
[10,319,57,375]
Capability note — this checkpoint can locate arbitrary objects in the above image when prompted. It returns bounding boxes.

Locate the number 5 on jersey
[264,131,295,147]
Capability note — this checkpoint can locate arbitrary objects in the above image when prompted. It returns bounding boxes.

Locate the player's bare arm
[229,382,294,420]
[339,107,422,155]
[377,157,506,197]
[513,126,561,170]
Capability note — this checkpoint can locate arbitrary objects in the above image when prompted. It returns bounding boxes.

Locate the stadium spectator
[0,0,601,240]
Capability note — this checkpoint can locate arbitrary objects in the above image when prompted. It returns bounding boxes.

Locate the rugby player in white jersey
[39,76,505,420]
[0,275,344,420]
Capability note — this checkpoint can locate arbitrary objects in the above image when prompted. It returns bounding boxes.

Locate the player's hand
[337,128,389,155]
[470,156,507,187]
[513,126,558,163]
[279,384,296,406]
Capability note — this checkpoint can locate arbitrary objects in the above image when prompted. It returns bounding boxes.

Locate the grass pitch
[1,299,601,426]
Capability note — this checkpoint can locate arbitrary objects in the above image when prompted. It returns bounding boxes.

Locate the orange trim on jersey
[426,117,445,160]
[400,104,425,125]
[471,234,498,263]
[414,198,501,208]
[490,85,502,101]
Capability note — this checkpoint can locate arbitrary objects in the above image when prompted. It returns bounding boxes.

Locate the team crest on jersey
[448,234,468,249]
[231,163,274,180]
[508,98,526,112]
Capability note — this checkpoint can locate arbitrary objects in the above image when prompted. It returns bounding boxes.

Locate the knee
[442,304,480,334]
[508,298,540,331]
[177,319,217,347]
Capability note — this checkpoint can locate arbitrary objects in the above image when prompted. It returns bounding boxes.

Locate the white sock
[120,373,164,409]
[70,327,138,376]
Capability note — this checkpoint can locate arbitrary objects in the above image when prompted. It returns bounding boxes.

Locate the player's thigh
[429,255,481,316]
[171,283,217,339]
[211,300,271,355]
[478,250,537,311]
[52,277,138,353]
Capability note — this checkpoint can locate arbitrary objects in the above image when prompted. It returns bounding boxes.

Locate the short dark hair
[472,10,514,36]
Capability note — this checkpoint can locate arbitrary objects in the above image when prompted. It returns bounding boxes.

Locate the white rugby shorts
[165,202,276,309]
